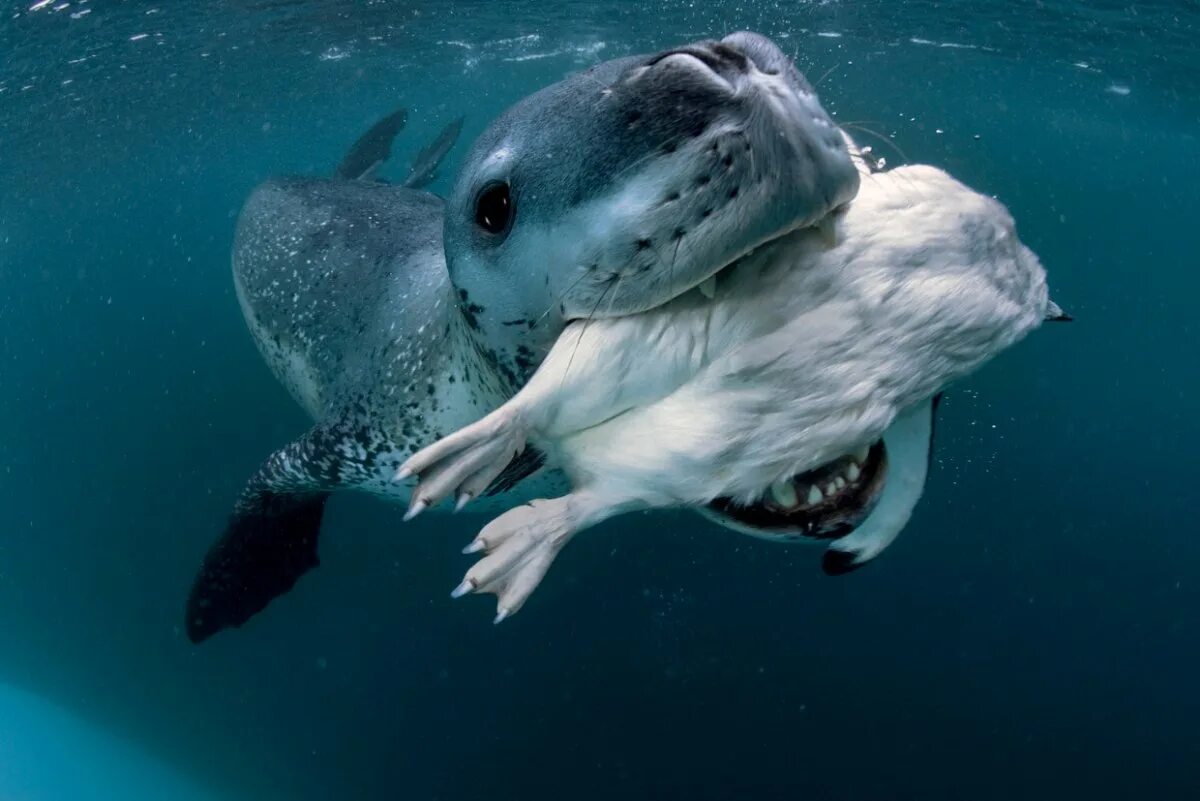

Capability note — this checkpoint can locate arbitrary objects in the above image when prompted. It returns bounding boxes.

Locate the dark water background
[2,1,1199,798]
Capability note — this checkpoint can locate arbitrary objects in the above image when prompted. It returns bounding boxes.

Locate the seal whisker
[561,277,617,389]
[668,224,687,289]
[814,62,841,88]
[605,273,626,316]
[841,122,910,165]
[531,268,593,330]
[642,238,676,297]
[577,69,612,95]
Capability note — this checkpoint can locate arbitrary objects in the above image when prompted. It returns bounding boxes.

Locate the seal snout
[640,39,756,95]
[647,40,751,75]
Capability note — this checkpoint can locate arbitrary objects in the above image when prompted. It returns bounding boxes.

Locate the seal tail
[186,489,328,644]
[333,107,408,181]
[402,116,465,190]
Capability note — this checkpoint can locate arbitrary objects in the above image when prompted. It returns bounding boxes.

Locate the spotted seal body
[187,34,866,642]
[184,115,552,643]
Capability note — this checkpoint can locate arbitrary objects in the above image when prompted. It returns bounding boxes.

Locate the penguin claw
[403,498,429,522]
[452,498,580,621]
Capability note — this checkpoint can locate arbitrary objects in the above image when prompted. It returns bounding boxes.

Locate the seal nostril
[646,41,752,78]
[709,42,750,72]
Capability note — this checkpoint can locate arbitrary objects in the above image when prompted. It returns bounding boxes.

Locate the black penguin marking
[821,547,864,576]
[484,446,547,496]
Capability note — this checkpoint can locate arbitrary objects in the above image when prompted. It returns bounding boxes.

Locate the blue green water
[2,1,1199,799]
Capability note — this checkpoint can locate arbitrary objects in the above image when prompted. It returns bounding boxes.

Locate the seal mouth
[706,441,887,539]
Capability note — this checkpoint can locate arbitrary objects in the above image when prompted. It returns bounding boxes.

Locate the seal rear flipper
[186,489,328,643]
[402,116,464,190]
[334,107,408,181]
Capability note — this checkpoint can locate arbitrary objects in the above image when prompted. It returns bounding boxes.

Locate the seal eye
[475,182,513,236]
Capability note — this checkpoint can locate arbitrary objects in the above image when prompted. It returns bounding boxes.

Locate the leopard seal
[185,32,863,642]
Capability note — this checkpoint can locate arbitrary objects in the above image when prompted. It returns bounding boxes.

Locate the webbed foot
[451,497,581,621]
[397,406,528,519]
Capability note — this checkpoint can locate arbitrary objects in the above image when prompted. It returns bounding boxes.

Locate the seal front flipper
[822,397,939,575]
[186,421,404,643]
[333,107,408,181]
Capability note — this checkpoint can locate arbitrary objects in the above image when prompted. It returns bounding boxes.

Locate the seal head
[443,32,860,360]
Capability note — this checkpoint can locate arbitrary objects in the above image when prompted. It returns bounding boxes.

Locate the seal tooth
[769,479,798,508]
[834,476,846,490]
[825,481,838,496]
[846,462,861,482]
[806,485,824,505]
[699,275,717,299]
[816,214,839,247]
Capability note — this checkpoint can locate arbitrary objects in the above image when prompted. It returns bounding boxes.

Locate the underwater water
[2,0,1199,798]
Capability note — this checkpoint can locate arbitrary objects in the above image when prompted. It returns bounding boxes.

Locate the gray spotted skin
[187,175,561,644]
[233,177,545,501]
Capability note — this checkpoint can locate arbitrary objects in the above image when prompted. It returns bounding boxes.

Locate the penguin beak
[1044,299,1073,322]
